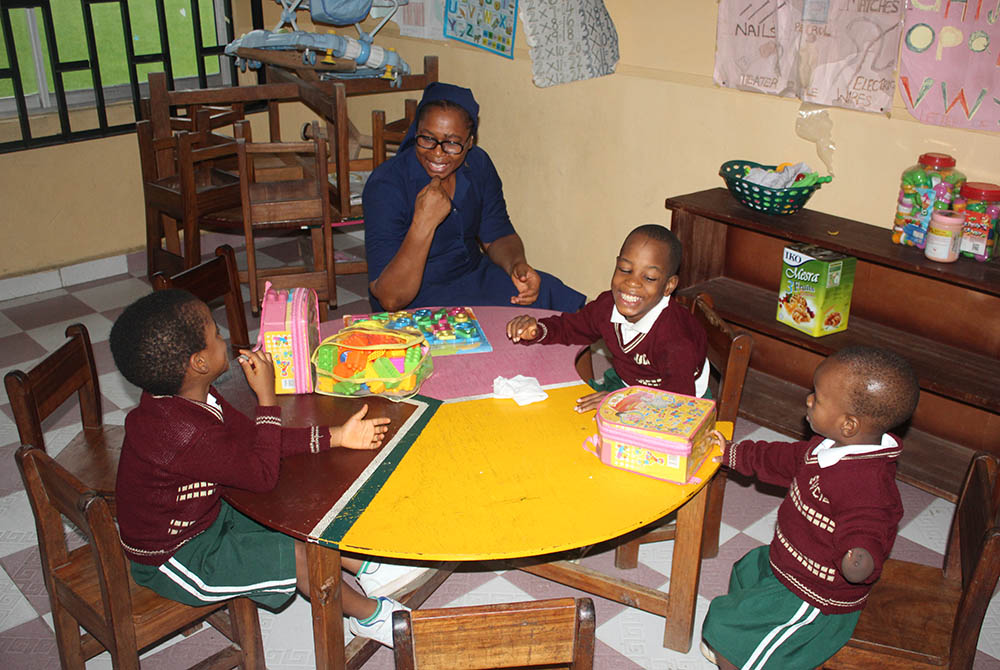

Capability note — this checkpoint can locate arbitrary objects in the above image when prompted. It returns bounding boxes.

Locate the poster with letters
[898,0,1000,129]
[444,0,519,59]
[715,1,904,115]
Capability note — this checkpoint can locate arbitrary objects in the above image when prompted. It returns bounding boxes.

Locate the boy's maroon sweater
[516,291,707,396]
[115,388,330,565]
[723,435,903,614]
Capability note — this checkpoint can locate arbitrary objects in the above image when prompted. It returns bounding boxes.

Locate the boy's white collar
[611,294,671,337]
[811,433,898,468]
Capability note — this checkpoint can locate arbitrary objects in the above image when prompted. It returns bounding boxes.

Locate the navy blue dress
[362,145,586,313]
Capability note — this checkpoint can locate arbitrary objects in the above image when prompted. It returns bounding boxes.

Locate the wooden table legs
[304,543,457,670]
[519,477,712,654]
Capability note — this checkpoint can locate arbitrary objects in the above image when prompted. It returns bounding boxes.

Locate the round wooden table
[221,305,721,668]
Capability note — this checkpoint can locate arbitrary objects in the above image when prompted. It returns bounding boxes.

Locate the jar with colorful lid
[893,153,966,247]
[952,181,1000,262]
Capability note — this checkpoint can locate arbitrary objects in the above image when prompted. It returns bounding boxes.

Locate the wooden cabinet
[668,188,1000,501]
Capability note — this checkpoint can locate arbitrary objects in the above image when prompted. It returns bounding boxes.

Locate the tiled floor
[0,229,997,669]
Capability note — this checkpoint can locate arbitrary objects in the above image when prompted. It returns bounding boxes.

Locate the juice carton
[776,243,856,337]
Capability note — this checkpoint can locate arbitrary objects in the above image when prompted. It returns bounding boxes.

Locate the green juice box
[776,243,856,337]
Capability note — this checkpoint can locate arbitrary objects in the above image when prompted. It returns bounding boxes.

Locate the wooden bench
[668,188,1000,501]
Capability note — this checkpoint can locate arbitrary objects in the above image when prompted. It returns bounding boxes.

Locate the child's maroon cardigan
[723,434,904,614]
[115,388,330,565]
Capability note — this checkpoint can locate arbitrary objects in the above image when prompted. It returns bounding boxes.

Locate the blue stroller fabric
[310,0,374,25]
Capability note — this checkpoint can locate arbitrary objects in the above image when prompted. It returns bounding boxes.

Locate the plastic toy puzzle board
[344,307,493,356]
[444,0,518,59]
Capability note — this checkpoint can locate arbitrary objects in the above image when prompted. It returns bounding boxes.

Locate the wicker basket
[720,160,831,216]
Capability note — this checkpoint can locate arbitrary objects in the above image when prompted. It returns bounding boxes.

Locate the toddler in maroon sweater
[110,289,428,647]
[506,224,707,411]
[701,346,920,670]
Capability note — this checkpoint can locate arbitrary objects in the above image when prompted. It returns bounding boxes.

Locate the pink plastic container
[591,386,717,484]
[256,282,320,394]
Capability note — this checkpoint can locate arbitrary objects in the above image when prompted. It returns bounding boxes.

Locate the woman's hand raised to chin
[413,176,453,232]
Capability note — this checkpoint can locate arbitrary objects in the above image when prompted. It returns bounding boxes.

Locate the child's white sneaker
[700,640,718,665]
[348,596,408,648]
[356,560,431,598]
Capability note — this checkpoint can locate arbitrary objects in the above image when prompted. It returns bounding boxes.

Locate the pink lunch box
[591,386,717,484]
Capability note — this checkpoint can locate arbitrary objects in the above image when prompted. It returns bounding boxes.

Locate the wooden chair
[392,597,596,670]
[152,244,252,358]
[137,118,249,279]
[575,293,753,563]
[5,324,123,513]
[15,444,265,670]
[823,451,1000,670]
[371,98,418,170]
[237,123,339,316]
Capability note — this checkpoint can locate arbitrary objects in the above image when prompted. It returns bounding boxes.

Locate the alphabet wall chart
[899,0,1000,129]
[714,0,905,115]
[444,0,519,59]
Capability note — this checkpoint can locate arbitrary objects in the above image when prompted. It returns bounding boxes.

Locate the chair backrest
[372,98,418,169]
[15,445,138,649]
[136,118,248,187]
[392,597,595,670]
[4,324,102,452]
[943,451,1000,668]
[237,126,331,230]
[690,293,753,425]
[152,244,251,357]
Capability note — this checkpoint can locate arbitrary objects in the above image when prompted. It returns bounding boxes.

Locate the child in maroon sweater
[506,224,707,411]
[110,289,425,647]
[701,346,920,669]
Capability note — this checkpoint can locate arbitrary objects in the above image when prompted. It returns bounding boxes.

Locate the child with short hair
[701,346,921,669]
[110,289,425,647]
[506,224,708,411]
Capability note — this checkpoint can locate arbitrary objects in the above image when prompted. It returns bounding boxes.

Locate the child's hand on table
[506,315,540,342]
[575,391,607,413]
[331,404,391,450]
[238,349,277,407]
[708,429,731,464]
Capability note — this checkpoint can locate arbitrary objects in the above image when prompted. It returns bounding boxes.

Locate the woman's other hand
[509,261,541,305]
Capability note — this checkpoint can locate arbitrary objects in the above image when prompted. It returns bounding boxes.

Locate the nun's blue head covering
[399,82,479,152]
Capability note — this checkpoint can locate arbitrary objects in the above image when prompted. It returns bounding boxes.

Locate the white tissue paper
[492,375,548,406]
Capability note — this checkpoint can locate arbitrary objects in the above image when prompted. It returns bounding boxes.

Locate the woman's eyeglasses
[414,134,469,155]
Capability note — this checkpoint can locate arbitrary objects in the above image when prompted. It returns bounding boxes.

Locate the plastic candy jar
[952,181,1000,262]
[924,211,964,263]
[894,153,966,248]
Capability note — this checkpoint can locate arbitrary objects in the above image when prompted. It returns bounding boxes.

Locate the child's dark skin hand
[841,547,874,583]
[708,429,731,463]
[506,315,540,342]
[238,349,277,407]
[331,404,391,450]
[575,391,608,412]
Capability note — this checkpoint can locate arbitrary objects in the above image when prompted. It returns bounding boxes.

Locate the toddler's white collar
[812,433,898,468]
[611,295,671,340]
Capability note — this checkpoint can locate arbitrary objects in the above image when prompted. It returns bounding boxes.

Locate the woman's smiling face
[414,106,473,181]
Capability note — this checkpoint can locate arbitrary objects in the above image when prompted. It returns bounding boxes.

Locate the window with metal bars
[0,0,255,154]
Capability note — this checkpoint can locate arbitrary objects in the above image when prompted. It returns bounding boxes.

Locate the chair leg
[50,601,88,670]
[244,229,260,316]
[227,598,266,670]
[182,210,201,269]
[614,538,641,569]
[701,472,727,559]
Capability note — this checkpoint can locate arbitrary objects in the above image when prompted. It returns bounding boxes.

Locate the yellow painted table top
[325,384,724,561]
